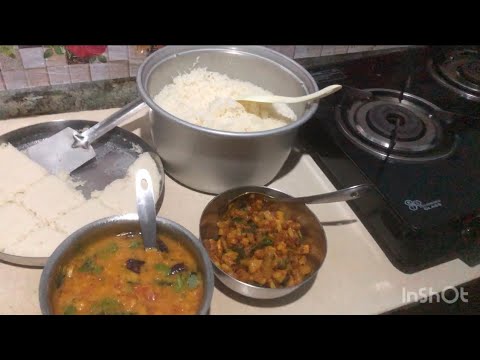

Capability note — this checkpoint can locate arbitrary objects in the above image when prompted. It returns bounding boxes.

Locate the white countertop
[1,108,478,315]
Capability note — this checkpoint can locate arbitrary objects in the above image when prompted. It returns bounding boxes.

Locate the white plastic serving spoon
[235,84,342,104]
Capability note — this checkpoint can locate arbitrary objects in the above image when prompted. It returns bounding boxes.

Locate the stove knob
[459,216,480,266]
[462,216,480,244]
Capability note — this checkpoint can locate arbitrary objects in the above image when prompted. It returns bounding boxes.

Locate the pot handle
[72,97,147,149]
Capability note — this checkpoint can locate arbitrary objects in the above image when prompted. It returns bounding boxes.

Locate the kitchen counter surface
[1,108,479,315]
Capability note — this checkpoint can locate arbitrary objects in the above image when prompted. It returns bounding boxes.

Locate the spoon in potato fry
[232,184,372,205]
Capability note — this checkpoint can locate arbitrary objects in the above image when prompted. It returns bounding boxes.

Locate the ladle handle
[135,169,157,249]
[275,84,342,103]
[236,84,342,104]
[72,97,147,148]
[284,184,373,204]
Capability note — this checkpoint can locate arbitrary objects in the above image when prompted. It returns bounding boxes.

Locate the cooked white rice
[154,68,297,132]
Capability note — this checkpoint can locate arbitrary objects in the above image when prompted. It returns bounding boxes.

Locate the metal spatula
[25,98,146,175]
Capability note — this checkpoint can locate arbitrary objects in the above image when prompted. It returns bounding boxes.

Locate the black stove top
[299,46,480,274]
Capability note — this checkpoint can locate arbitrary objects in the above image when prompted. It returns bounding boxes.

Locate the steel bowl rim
[39,214,215,315]
[136,45,319,138]
[199,185,327,299]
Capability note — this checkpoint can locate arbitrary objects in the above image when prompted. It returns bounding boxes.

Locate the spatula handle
[282,184,373,204]
[72,97,147,148]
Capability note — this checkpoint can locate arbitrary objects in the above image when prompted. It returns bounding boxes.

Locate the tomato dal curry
[52,233,204,315]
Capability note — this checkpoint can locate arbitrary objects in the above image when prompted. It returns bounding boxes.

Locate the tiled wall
[0,45,404,91]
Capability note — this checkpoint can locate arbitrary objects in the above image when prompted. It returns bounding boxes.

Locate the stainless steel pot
[98,46,318,194]
[136,46,319,194]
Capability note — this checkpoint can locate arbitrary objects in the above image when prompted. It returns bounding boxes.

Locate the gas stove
[299,46,480,274]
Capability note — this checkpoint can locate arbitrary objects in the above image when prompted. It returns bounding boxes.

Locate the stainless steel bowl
[199,186,327,299]
[137,46,319,194]
[39,214,215,315]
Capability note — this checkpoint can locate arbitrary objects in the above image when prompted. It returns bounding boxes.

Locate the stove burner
[366,104,425,141]
[428,48,480,101]
[336,88,456,162]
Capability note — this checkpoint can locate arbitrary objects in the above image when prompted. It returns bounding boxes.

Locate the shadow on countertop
[213,274,316,309]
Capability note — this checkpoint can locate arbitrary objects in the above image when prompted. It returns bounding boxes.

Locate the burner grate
[336,88,457,162]
[429,48,480,101]
[459,60,480,85]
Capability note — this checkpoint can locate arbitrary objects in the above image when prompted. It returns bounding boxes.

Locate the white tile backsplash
[2,70,28,90]
[128,45,147,60]
[374,45,405,50]
[69,64,91,83]
[47,66,70,85]
[348,45,375,53]
[334,45,349,54]
[90,63,110,81]
[129,62,140,78]
[19,48,45,69]
[108,61,129,79]
[320,46,336,56]
[266,46,296,58]
[26,68,49,87]
[294,45,323,59]
[108,46,128,61]
[0,45,411,92]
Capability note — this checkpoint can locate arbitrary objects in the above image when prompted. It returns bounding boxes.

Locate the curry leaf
[78,257,103,274]
[129,241,141,249]
[187,273,199,289]
[175,273,188,292]
[53,45,64,55]
[246,220,257,233]
[108,243,119,253]
[90,298,125,315]
[154,263,170,274]
[261,237,274,246]
[251,237,274,254]
[64,304,76,315]
[231,246,246,259]
[98,242,118,258]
